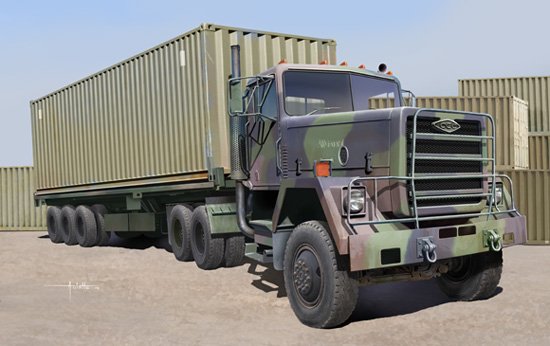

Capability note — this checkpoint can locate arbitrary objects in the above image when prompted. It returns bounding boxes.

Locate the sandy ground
[0,232,549,346]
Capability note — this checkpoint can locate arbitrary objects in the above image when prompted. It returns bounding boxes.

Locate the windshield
[283,71,400,116]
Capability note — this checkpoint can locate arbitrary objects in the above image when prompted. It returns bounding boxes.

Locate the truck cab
[229,56,527,328]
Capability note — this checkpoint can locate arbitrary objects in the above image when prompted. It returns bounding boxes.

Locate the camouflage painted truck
[32,24,527,328]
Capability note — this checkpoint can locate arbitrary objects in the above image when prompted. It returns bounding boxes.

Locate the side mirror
[229,78,244,115]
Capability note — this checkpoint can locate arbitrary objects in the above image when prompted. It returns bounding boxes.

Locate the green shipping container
[31,23,337,195]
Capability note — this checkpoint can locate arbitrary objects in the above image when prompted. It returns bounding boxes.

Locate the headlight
[344,188,366,214]
[488,184,503,205]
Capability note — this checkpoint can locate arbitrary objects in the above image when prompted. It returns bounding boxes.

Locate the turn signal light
[315,160,332,177]
[358,64,366,69]
[319,59,328,65]
[278,58,287,64]
[339,61,348,66]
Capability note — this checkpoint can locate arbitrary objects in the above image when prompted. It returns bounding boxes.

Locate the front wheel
[283,221,358,329]
[437,251,503,301]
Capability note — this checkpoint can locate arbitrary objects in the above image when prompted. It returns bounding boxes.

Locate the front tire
[437,251,503,301]
[283,221,358,328]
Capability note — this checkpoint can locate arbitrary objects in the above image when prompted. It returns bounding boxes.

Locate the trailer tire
[190,206,224,270]
[437,251,503,301]
[91,204,110,246]
[60,206,79,246]
[224,235,245,267]
[168,204,194,261]
[283,221,358,329]
[46,207,64,244]
[75,206,98,247]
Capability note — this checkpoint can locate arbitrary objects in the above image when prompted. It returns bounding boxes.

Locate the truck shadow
[242,258,504,324]
[347,281,503,324]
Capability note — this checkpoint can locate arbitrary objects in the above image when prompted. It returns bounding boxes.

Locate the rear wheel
[190,206,224,270]
[283,221,358,328]
[46,207,64,244]
[224,234,245,267]
[91,204,110,246]
[75,206,98,247]
[60,206,78,245]
[437,251,503,301]
[168,204,194,261]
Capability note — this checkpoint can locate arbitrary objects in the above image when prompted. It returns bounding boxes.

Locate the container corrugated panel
[499,169,550,245]
[0,167,47,231]
[370,96,529,169]
[459,76,550,132]
[31,23,337,193]
[528,133,550,170]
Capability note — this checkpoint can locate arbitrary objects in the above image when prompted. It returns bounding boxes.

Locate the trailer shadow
[38,233,172,252]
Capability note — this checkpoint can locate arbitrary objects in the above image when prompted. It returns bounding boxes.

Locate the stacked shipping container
[0,167,46,231]
[460,76,550,244]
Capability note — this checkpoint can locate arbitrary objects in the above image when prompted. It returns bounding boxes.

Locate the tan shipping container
[0,167,47,231]
[459,76,550,132]
[499,169,550,245]
[370,96,529,169]
[31,23,337,193]
[529,133,550,170]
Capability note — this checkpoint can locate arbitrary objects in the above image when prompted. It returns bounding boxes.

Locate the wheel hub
[292,247,322,306]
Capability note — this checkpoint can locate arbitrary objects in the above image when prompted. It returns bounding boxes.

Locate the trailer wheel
[46,207,64,244]
[168,204,194,261]
[91,204,110,246]
[190,206,224,270]
[60,206,79,245]
[283,221,358,328]
[437,251,503,301]
[75,206,98,247]
[224,235,245,267]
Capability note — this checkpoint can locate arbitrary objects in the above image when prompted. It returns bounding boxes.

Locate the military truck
[33,24,526,328]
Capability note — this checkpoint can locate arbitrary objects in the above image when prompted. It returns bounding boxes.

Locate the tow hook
[483,229,502,252]
[417,237,437,264]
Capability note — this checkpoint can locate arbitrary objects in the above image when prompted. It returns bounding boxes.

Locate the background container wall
[499,169,550,245]
[370,96,529,169]
[31,23,337,193]
[529,133,550,170]
[459,76,550,132]
[0,167,47,231]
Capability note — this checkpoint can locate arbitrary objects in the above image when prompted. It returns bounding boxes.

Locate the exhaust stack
[229,45,248,181]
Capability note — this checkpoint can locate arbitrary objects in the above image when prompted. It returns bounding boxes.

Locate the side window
[350,75,400,110]
[284,71,353,116]
[260,82,277,120]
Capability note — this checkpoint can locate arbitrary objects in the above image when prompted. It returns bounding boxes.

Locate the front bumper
[348,213,526,272]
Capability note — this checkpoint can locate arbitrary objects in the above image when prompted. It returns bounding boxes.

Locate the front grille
[407,115,485,211]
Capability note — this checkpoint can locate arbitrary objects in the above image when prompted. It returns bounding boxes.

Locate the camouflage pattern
[238,63,527,273]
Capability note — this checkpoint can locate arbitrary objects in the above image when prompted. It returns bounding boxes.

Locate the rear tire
[91,204,110,246]
[46,207,64,244]
[283,221,358,328]
[190,206,224,270]
[75,206,98,247]
[437,251,503,301]
[60,206,79,245]
[168,204,194,261]
[224,234,245,267]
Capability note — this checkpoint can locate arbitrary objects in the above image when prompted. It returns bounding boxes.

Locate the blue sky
[1,0,549,166]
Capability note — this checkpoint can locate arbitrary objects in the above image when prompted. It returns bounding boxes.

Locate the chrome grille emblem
[432,119,461,133]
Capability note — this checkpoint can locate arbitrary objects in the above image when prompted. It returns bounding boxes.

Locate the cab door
[246,78,280,188]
